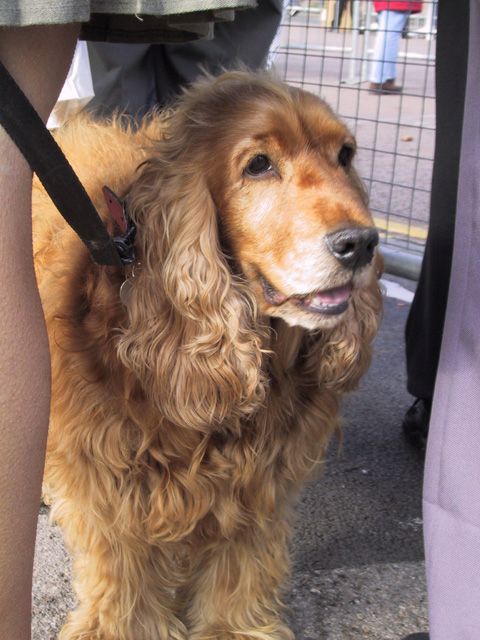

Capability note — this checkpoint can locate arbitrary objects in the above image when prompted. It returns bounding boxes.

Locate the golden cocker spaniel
[33,71,383,640]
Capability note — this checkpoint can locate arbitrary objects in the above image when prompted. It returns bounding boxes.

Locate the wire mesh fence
[271,0,437,279]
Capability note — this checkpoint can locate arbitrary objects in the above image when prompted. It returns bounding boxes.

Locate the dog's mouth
[260,277,353,316]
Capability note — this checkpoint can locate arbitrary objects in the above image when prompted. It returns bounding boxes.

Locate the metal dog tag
[119,279,134,306]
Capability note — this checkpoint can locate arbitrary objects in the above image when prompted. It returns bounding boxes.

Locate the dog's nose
[325,226,379,270]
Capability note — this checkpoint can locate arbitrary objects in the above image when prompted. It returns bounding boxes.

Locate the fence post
[361,1,375,82]
[344,0,362,84]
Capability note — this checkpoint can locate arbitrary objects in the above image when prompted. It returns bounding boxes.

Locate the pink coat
[373,1,422,13]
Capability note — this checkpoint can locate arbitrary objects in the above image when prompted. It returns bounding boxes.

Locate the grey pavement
[33,277,429,640]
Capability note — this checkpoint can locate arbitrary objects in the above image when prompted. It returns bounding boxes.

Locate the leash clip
[102,186,136,266]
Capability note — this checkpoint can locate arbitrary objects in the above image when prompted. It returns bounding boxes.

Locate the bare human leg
[0,24,79,640]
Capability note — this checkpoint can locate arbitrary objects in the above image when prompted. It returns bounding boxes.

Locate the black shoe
[401,634,430,640]
[402,398,431,452]
[368,80,403,94]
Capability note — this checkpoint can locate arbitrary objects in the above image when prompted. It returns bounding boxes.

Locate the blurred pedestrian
[330,0,353,30]
[368,1,423,94]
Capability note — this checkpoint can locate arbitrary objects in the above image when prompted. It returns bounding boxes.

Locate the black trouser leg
[405,0,469,400]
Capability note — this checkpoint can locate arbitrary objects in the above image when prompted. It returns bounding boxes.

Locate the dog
[33,71,383,640]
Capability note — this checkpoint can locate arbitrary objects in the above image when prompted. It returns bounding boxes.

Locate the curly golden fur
[33,71,383,640]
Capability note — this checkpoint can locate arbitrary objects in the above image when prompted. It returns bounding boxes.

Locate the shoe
[402,398,431,452]
[401,634,430,640]
[368,79,403,94]
[384,78,403,92]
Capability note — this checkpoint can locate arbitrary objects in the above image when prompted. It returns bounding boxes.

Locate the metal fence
[270,0,437,279]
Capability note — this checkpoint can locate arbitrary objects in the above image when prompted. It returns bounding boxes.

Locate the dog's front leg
[58,532,187,640]
[185,520,295,640]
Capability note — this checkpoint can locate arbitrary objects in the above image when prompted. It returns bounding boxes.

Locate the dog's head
[156,71,379,331]
[121,72,382,428]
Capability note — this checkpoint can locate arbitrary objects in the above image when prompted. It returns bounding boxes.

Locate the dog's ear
[116,156,265,433]
[314,255,383,393]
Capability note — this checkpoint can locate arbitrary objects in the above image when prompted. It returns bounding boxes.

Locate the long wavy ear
[116,139,266,433]
[314,251,384,393]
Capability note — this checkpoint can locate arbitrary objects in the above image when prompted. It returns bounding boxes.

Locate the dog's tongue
[303,283,353,307]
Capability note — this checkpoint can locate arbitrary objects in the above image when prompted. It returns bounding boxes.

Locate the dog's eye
[338,144,354,168]
[245,154,273,177]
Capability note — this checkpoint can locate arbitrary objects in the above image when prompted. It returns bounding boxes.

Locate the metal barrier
[271,0,437,280]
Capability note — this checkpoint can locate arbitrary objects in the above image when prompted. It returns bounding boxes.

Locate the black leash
[0,60,130,268]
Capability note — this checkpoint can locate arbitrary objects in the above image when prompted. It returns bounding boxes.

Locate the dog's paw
[190,623,295,640]
[58,614,188,640]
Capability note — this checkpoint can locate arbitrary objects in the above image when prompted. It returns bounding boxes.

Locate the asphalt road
[32,277,429,640]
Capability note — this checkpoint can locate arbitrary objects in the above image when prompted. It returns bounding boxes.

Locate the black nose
[325,226,379,270]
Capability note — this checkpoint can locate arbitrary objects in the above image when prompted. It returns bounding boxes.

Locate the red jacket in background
[373,1,423,13]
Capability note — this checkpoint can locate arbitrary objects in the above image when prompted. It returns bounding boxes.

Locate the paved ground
[287,279,428,640]
[32,277,429,640]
